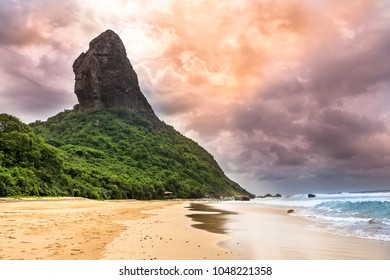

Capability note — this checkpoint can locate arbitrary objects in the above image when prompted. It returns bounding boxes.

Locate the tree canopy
[0,109,249,199]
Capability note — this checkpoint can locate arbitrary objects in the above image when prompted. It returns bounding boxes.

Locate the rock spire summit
[72,30,159,124]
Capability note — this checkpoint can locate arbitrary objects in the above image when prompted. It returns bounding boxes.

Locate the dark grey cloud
[0,0,83,122]
[0,0,77,48]
[306,31,390,105]
[151,91,201,116]
[0,1,42,46]
[2,80,73,114]
[269,144,307,166]
[0,43,76,122]
[304,109,388,159]
[228,101,302,139]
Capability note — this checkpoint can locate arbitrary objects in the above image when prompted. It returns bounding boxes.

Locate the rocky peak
[73,30,160,124]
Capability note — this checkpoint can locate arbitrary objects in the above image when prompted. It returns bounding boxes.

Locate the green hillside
[0,114,68,197]
[0,109,251,199]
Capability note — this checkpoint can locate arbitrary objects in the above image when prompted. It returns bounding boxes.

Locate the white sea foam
[249,191,390,242]
[251,192,390,208]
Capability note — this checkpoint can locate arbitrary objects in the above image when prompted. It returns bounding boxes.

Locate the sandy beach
[0,198,235,260]
[0,198,389,260]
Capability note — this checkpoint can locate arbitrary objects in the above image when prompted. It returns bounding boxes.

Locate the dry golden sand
[0,198,235,260]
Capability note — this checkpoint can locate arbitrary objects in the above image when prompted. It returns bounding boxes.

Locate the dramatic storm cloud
[1,0,390,194]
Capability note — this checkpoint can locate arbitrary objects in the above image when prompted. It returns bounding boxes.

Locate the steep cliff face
[72,30,160,125]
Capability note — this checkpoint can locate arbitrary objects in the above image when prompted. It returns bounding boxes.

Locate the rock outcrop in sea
[72,30,160,125]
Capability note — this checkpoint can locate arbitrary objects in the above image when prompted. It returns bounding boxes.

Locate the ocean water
[241,190,390,242]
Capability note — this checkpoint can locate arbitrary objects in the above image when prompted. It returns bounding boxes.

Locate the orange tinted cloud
[131,0,390,194]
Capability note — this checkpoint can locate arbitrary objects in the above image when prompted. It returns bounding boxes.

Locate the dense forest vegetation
[0,114,68,197]
[0,110,250,199]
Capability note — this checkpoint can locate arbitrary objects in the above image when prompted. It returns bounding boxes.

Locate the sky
[1,0,390,195]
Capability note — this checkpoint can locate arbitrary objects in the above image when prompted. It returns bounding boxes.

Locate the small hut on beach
[163,191,173,198]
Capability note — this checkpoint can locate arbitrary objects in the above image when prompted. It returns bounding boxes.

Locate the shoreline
[209,201,390,260]
[1,198,389,260]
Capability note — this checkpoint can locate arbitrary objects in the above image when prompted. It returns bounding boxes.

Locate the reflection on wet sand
[188,202,390,259]
[185,203,236,234]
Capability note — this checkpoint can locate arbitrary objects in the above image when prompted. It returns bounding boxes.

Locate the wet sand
[208,202,390,260]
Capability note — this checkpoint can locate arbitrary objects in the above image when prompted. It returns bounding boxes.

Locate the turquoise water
[238,191,390,241]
